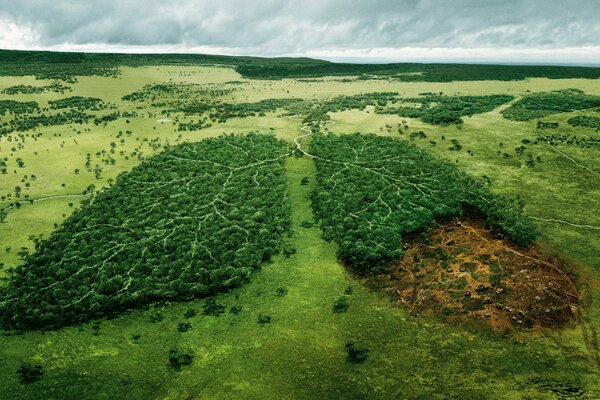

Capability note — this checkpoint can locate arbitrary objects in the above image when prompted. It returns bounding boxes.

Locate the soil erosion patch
[366,213,580,331]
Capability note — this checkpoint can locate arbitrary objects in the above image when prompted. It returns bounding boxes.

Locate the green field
[1,56,600,399]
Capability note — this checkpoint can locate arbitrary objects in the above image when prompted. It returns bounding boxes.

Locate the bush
[345,342,369,363]
[17,364,44,384]
[168,348,194,371]
[202,299,225,316]
[177,322,192,332]
[258,314,272,325]
[333,297,349,313]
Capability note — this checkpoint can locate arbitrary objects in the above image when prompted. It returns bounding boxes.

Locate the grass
[1,66,600,398]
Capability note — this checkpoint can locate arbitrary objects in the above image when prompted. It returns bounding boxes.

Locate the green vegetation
[376,93,513,125]
[0,100,39,115]
[16,364,44,384]
[0,56,599,399]
[298,92,399,124]
[0,134,291,329]
[568,115,600,130]
[4,49,600,82]
[502,89,600,121]
[310,133,536,271]
[48,96,105,111]
[2,82,71,95]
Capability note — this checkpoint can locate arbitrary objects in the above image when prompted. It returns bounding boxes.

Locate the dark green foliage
[48,96,104,111]
[0,100,39,115]
[275,287,288,296]
[237,62,600,81]
[333,297,349,313]
[202,298,226,316]
[0,134,291,329]
[257,314,272,325]
[533,132,600,149]
[168,348,194,371]
[210,98,303,122]
[17,363,44,384]
[183,309,197,319]
[299,92,399,124]
[94,112,119,125]
[149,311,164,323]
[300,176,309,185]
[300,220,314,228]
[448,139,463,151]
[177,322,192,332]
[502,89,600,121]
[282,244,297,257]
[536,121,559,129]
[229,305,243,314]
[345,342,369,363]
[567,115,600,130]
[0,110,93,135]
[2,82,71,95]
[377,94,513,125]
[310,133,537,272]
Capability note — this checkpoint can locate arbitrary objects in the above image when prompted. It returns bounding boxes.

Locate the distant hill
[2,48,600,81]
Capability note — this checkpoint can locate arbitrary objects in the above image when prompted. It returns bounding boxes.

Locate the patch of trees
[93,112,120,125]
[0,100,39,115]
[536,121,559,129]
[0,134,292,330]
[122,83,233,105]
[310,133,537,273]
[209,98,303,122]
[2,82,71,95]
[533,133,600,149]
[567,115,600,130]
[48,96,105,111]
[376,94,513,125]
[502,89,600,121]
[296,92,399,124]
[0,110,93,135]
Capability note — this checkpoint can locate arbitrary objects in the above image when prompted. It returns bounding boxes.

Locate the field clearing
[1,65,600,398]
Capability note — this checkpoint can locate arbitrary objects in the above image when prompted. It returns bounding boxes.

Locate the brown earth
[365,214,581,331]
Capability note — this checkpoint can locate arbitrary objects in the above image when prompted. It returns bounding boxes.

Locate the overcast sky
[1,0,599,64]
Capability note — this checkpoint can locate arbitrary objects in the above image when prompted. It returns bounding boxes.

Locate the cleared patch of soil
[365,213,580,331]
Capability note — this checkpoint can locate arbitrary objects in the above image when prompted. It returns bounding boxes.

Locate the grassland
[1,61,600,399]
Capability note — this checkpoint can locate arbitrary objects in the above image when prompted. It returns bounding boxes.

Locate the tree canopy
[0,133,292,330]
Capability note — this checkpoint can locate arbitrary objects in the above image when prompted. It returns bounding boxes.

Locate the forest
[310,133,537,272]
[376,94,513,125]
[3,49,600,82]
[502,89,600,121]
[0,134,292,330]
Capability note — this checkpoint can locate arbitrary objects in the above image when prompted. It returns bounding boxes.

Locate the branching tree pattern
[0,134,292,329]
[310,133,537,272]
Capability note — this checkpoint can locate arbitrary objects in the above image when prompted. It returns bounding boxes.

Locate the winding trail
[529,216,600,231]
[547,144,600,177]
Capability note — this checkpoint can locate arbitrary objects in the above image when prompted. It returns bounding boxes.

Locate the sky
[0,0,599,64]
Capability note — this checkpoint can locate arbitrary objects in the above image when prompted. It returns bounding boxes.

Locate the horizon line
[1,46,600,68]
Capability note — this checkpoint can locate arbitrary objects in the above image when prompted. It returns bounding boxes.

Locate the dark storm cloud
[0,0,599,60]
